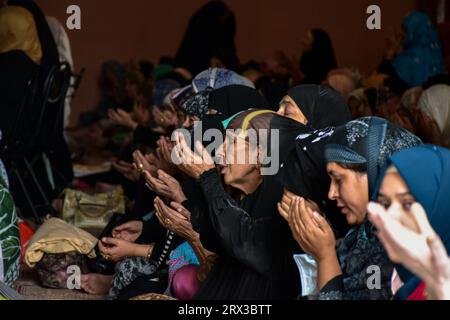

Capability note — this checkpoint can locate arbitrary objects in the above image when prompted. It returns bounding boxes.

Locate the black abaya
[193,169,300,300]
[191,114,310,300]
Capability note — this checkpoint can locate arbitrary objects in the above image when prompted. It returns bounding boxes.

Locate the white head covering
[418,84,450,147]
[46,16,75,129]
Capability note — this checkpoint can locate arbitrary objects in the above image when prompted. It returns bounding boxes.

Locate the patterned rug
[14,266,106,300]
[15,283,106,300]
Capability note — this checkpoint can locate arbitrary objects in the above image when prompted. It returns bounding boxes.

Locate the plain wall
[34,0,418,126]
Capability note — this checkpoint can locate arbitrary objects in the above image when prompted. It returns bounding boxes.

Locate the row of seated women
[77,67,450,300]
[2,2,449,300]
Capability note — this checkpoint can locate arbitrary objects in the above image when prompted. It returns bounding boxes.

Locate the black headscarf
[257,78,290,111]
[209,85,270,118]
[0,50,37,150]
[299,29,337,84]
[184,85,269,120]
[193,110,309,299]
[287,84,351,129]
[225,109,312,199]
[324,117,422,197]
[174,1,239,75]
[276,127,349,236]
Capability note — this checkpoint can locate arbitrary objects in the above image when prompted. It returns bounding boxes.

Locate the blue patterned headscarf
[153,79,181,107]
[324,117,422,197]
[191,68,254,93]
[182,68,255,118]
[375,145,450,299]
[392,11,445,87]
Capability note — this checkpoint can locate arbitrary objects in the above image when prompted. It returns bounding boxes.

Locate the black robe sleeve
[316,275,344,300]
[136,212,167,245]
[196,169,284,278]
[377,60,409,96]
[133,125,160,148]
[185,199,226,255]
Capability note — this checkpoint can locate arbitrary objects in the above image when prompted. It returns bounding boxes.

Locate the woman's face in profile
[327,162,369,226]
[277,95,308,125]
[217,133,262,194]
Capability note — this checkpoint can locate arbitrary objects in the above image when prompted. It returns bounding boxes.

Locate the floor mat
[15,266,106,300]
[15,282,106,300]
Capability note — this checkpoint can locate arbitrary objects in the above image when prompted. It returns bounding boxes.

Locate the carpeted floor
[15,266,106,300]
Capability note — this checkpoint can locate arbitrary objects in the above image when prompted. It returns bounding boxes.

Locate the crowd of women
[1,0,450,300]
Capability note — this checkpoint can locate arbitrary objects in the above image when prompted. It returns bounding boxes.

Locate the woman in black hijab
[299,29,337,84]
[173,110,310,299]
[174,1,239,75]
[209,85,270,118]
[277,84,351,129]
[275,84,352,244]
[182,84,270,125]
[276,127,350,239]
[96,86,270,299]
[180,85,270,260]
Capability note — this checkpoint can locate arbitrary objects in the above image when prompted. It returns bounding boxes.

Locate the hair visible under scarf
[227,110,276,140]
[0,6,42,64]
[226,110,310,173]
[287,84,351,129]
[324,117,422,197]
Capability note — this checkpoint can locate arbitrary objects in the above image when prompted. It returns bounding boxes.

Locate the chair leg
[23,156,56,217]
[12,165,42,225]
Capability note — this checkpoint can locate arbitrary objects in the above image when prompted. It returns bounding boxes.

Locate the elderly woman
[287,117,421,299]
[277,84,351,129]
[172,110,309,299]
